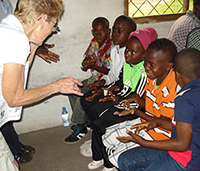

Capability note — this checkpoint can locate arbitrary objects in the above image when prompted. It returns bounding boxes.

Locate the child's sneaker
[65,125,87,144]
[70,124,79,130]
[80,139,91,150]
[101,167,117,171]
[88,160,103,170]
[86,118,93,131]
[80,147,92,157]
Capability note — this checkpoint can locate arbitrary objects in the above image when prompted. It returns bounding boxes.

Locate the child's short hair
[92,17,109,29]
[174,48,200,79]
[148,38,177,62]
[14,0,64,26]
[115,15,137,32]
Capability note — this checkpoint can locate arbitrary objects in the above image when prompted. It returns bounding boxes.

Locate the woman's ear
[37,14,48,29]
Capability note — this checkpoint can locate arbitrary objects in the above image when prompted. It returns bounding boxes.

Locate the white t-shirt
[0,0,12,22]
[102,45,125,85]
[0,14,30,127]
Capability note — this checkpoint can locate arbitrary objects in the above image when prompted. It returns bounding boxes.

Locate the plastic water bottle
[62,107,70,128]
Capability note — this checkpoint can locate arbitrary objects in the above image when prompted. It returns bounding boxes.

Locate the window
[124,0,191,23]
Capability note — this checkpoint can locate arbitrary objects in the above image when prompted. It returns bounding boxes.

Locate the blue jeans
[118,146,188,171]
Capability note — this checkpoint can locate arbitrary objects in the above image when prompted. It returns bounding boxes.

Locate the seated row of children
[66,15,200,171]
[65,15,136,143]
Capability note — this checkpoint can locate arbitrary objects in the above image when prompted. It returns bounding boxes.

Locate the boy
[102,38,179,168]
[82,28,157,171]
[78,16,136,150]
[118,48,200,171]
[66,17,113,143]
[80,15,137,125]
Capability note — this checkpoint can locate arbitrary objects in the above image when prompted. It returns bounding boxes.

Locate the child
[117,48,200,171]
[66,17,113,143]
[80,15,137,126]
[81,28,157,171]
[66,15,136,144]
[102,38,179,168]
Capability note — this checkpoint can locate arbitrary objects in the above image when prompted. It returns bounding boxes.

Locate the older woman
[0,0,83,170]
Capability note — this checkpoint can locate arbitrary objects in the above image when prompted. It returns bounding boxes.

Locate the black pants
[92,106,138,167]
[0,121,22,156]
[80,87,114,124]
[81,91,139,168]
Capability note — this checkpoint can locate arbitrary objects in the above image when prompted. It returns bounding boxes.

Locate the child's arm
[114,93,146,116]
[81,57,95,71]
[87,79,106,91]
[90,65,110,74]
[117,121,192,152]
[81,57,110,74]
[85,88,103,102]
[131,118,172,133]
[36,43,60,63]
[98,85,120,102]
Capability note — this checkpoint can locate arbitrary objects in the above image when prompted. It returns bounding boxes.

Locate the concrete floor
[18,126,104,171]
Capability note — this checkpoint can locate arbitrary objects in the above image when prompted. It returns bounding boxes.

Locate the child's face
[112,19,131,48]
[144,49,172,85]
[92,21,110,48]
[125,37,144,65]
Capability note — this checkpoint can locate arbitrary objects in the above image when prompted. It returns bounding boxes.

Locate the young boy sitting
[81,28,157,171]
[76,15,136,146]
[66,17,113,143]
[79,16,136,151]
[117,48,200,171]
[102,38,180,168]
[80,15,137,126]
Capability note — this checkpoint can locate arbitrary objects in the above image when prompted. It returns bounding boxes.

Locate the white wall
[10,0,175,134]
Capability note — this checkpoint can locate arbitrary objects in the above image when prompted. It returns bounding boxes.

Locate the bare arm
[91,65,109,75]
[2,63,83,107]
[36,43,60,63]
[117,121,192,152]
[28,43,38,66]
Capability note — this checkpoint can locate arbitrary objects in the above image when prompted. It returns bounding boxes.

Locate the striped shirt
[102,69,180,167]
[143,69,180,140]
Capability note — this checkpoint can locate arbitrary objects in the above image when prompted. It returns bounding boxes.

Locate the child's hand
[130,120,160,135]
[114,107,137,116]
[87,79,106,90]
[81,57,96,71]
[81,59,89,71]
[85,89,103,102]
[98,86,119,102]
[119,94,140,110]
[85,57,95,68]
[36,43,60,63]
[108,85,120,93]
[99,95,117,102]
[116,130,145,145]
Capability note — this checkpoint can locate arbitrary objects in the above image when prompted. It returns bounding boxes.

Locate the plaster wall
[9,0,175,134]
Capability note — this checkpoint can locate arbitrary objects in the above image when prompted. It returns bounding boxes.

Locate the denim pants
[118,146,188,171]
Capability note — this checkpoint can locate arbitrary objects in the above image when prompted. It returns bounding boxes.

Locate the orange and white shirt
[143,69,180,140]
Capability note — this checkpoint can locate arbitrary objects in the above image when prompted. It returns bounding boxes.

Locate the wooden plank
[133,13,186,24]
[124,0,189,24]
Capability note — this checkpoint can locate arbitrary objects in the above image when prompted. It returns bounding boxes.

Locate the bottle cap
[62,107,66,111]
